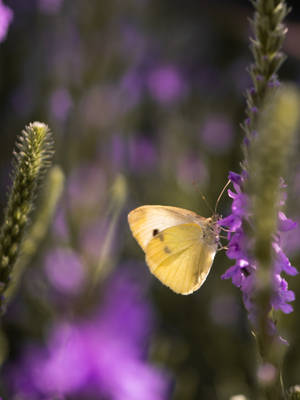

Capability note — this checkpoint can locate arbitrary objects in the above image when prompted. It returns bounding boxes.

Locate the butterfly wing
[128,205,205,252]
[145,223,217,294]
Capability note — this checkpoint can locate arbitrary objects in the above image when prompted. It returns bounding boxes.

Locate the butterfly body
[128,205,220,294]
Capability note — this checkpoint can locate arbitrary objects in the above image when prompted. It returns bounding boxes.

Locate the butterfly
[128,205,221,295]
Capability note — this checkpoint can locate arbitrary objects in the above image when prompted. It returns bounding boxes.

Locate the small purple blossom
[219,171,297,317]
[278,211,298,232]
[272,274,295,314]
[0,0,13,43]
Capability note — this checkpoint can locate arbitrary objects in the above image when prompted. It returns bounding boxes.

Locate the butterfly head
[202,214,221,247]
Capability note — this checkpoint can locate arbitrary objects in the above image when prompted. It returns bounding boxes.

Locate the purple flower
[129,137,158,172]
[200,115,234,154]
[219,171,297,318]
[0,0,13,43]
[147,65,186,104]
[120,70,143,106]
[44,248,85,295]
[109,135,157,173]
[272,274,295,314]
[278,211,298,232]
[8,268,171,400]
[110,134,127,170]
[49,88,73,122]
[67,163,107,213]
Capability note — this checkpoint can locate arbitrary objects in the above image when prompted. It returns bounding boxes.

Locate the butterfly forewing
[128,205,205,252]
[145,223,217,294]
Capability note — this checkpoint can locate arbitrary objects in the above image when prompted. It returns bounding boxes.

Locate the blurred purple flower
[109,135,157,173]
[38,0,64,14]
[147,66,186,104]
[49,88,72,122]
[9,269,171,400]
[44,248,85,295]
[219,172,297,318]
[121,24,147,59]
[0,0,13,43]
[120,70,143,106]
[129,137,157,172]
[79,217,117,265]
[67,164,106,213]
[52,205,69,240]
[200,115,234,154]
[111,134,127,170]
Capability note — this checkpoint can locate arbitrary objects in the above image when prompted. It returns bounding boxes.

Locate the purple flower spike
[220,170,298,319]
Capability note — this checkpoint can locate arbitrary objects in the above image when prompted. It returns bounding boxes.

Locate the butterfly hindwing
[145,223,217,294]
[128,205,205,252]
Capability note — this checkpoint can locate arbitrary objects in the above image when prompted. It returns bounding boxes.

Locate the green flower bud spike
[0,122,54,314]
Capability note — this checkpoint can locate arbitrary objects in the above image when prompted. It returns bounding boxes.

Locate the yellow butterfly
[128,205,221,295]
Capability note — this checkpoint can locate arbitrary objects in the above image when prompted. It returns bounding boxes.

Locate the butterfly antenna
[199,191,214,214]
[215,180,231,214]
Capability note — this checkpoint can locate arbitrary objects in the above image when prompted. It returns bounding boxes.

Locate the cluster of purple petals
[8,269,171,400]
[219,171,298,317]
[0,0,13,43]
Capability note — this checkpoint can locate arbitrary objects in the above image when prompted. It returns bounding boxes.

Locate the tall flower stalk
[219,1,300,399]
[241,0,288,162]
[0,122,54,314]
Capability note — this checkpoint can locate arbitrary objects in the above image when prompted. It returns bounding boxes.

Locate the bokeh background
[0,1,300,399]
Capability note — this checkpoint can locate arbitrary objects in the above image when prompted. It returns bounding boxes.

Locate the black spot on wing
[153,229,159,236]
[164,246,171,254]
